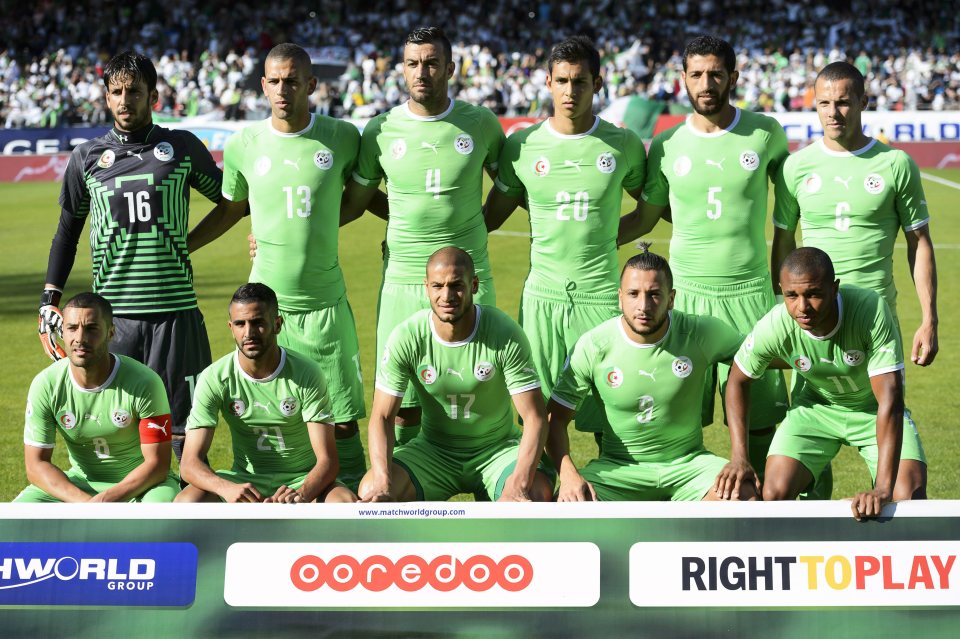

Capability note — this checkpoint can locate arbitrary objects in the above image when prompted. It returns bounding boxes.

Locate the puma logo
[146,420,168,436]
[820,357,836,365]
[446,368,464,381]
[283,159,300,171]
[126,150,143,161]
[564,159,583,172]
[421,141,439,154]
[705,158,725,170]
[254,401,272,413]
[834,176,851,189]
[637,369,657,381]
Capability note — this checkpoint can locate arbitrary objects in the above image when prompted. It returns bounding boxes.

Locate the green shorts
[278,298,366,422]
[377,278,496,408]
[768,401,927,480]
[393,433,553,501]
[580,449,728,502]
[518,278,619,434]
[673,275,788,430]
[13,468,180,503]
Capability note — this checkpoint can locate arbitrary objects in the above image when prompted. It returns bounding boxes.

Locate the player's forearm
[724,375,752,463]
[366,414,396,479]
[45,208,85,289]
[514,416,549,488]
[908,235,939,327]
[180,456,232,497]
[27,461,91,503]
[95,458,169,503]
[873,404,904,499]
[299,457,340,502]
[187,201,244,253]
[617,204,660,247]
[366,190,390,221]
[770,227,797,295]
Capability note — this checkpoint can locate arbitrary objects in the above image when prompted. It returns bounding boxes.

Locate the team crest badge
[229,399,246,416]
[474,361,496,382]
[154,142,174,162]
[97,150,115,169]
[279,397,299,417]
[864,174,885,194]
[673,155,691,177]
[672,357,693,378]
[533,156,550,177]
[255,156,271,176]
[605,367,623,388]
[454,133,474,155]
[793,356,812,372]
[111,408,131,428]
[314,149,333,170]
[57,410,77,430]
[418,365,438,385]
[804,173,822,194]
[740,150,760,171]
[843,350,866,366]
[596,152,616,174]
[390,138,407,160]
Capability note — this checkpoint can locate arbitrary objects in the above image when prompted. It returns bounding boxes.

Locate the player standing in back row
[618,35,788,476]
[187,43,367,491]
[484,36,646,449]
[341,27,505,444]
[38,52,222,460]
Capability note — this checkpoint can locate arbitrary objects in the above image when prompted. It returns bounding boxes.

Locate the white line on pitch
[921,172,960,190]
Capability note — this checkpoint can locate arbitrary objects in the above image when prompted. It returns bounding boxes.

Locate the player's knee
[334,421,359,438]
[893,461,927,501]
[761,476,794,501]
[531,472,554,502]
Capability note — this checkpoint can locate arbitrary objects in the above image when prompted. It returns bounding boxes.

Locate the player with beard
[546,248,756,502]
[618,35,789,481]
[359,247,553,502]
[726,248,926,519]
[177,284,355,503]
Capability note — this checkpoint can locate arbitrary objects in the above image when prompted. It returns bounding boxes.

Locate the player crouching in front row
[546,249,758,502]
[17,293,179,502]
[726,247,926,520]
[176,284,356,503]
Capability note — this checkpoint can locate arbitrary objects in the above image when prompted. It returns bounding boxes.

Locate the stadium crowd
[1,0,959,127]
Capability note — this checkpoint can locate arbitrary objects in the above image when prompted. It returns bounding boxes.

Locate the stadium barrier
[0,501,957,636]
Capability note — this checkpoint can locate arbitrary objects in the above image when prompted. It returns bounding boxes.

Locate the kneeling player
[547,249,758,502]
[726,247,926,519]
[359,247,554,502]
[176,284,355,503]
[17,293,178,503]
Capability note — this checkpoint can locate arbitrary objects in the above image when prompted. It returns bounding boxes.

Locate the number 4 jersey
[55,126,222,314]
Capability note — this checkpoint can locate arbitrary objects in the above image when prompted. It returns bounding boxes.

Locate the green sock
[335,432,366,493]
[394,423,421,445]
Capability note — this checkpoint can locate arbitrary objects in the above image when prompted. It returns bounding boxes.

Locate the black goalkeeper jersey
[52,124,222,314]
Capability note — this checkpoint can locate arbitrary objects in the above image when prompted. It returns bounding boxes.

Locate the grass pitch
[1,169,957,501]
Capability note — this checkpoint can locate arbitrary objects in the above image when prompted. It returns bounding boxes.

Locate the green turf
[1,169,957,501]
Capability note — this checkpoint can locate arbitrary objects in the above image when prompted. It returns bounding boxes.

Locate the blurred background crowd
[1,0,958,128]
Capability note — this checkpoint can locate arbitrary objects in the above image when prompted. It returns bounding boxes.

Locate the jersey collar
[545,116,600,139]
[431,306,481,347]
[69,354,120,393]
[235,347,287,382]
[617,311,672,348]
[110,123,156,145]
[403,98,455,121]
[802,294,843,341]
[268,113,315,137]
[684,107,740,138]
[817,137,877,157]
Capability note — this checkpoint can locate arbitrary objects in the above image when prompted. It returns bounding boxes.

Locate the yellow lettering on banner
[799,556,824,588]
[825,556,852,589]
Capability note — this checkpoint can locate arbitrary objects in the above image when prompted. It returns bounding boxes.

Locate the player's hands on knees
[911,324,939,366]
[223,482,264,503]
[557,474,597,502]
[265,485,303,504]
[247,233,258,260]
[497,474,533,502]
[713,459,760,501]
[87,492,110,503]
[850,488,892,521]
[359,478,393,503]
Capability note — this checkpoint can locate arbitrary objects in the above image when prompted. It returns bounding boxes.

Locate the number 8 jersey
[56,126,222,314]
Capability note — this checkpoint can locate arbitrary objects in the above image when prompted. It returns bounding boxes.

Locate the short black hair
[621,243,673,289]
[405,27,453,66]
[230,283,279,316]
[266,43,313,73]
[682,35,736,73]
[816,61,866,99]
[103,51,158,93]
[64,292,113,323]
[548,35,601,79]
[780,247,836,283]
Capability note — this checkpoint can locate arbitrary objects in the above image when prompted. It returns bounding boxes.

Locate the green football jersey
[775,138,930,311]
[222,115,359,311]
[187,348,334,475]
[24,355,171,482]
[353,100,505,284]
[494,117,646,296]
[552,312,742,463]
[643,109,789,283]
[376,305,541,452]
[735,285,903,412]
